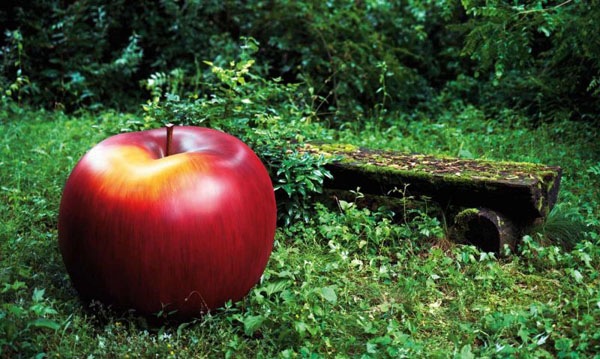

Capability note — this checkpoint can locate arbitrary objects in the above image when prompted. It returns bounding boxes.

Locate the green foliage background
[2,0,599,121]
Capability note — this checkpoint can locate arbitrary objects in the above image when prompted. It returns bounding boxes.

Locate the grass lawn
[1,106,599,358]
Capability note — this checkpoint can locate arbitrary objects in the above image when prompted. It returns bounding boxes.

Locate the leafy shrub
[1,29,36,109]
[236,1,453,120]
[456,0,600,121]
[1,1,237,109]
[125,38,334,225]
[3,0,599,123]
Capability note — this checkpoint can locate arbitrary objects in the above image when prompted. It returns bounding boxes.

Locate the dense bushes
[1,1,236,109]
[1,0,599,121]
[457,0,600,121]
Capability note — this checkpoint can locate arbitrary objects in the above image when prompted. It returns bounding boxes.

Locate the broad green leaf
[243,315,265,336]
[32,288,45,302]
[30,318,60,330]
[318,286,337,304]
[262,281,289,296]
[460,344,475,359]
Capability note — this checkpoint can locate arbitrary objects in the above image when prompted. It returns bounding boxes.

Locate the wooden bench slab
[299,143,562,252]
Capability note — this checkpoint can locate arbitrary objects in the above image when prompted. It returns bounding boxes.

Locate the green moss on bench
[300,143,562,222]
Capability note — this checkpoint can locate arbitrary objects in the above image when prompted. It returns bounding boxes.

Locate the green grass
[1,105,599,358]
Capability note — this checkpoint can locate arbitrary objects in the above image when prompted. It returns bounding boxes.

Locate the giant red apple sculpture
[58,125,276,318]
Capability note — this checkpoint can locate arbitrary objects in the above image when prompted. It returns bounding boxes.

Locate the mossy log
[300,143,562,252]
[451,208,518,253]
[301,143,561,223]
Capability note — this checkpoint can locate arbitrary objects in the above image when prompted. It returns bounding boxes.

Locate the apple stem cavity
[165,123,174,157]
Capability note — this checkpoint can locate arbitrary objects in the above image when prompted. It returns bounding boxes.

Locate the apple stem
[165,123,174,157]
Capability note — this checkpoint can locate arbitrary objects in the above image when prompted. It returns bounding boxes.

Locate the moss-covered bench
[299,143,562,253]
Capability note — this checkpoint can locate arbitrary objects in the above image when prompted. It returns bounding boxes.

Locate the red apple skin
[58,126,276,317]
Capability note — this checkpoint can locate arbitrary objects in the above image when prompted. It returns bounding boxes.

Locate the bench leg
[451,208,517,254]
